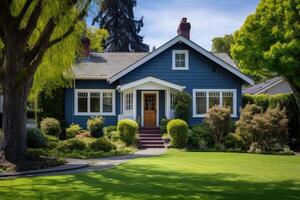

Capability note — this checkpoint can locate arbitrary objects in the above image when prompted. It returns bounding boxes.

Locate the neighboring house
[242,77,292,95]
[65,18,254,128]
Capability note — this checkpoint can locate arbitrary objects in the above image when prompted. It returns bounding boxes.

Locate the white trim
[141,91,159,127]
[133,90,137,120]
[172,50,189,70]
[123,90,134,115]
[255,79,284,95]
[166,89,170,119]
[117,76,185,91]
[108,35,254,85]
[192,89,237,118]
[74,89,116,116]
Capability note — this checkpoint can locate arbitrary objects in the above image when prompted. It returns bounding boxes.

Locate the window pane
[103,92,113,112]
[175,53,186,68]
[196,92,206,114]
[209,92,220,108]
[223,92,233,114]
[78,92,88,112]
[125,93,133,111]
[90,92,100,112]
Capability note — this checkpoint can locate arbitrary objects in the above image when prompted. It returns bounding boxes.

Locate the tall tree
[211,34,234,57]
[0,0,91,162]
[92,0,149,52]
[86,27,108,52]
[231,0,300,111]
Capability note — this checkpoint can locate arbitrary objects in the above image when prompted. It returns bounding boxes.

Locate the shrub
[27,128,47,148]
[45,134,59,149]
[56,138,86,152]
[87,116,104,137]
[89,138,117,152]
[167,119,189,148]
[187,129,207,150]
[103,125,117,139]
[205,106,231,150]
[76,131,91,139]
[110,131,121,142]
[225,133,244,150]
[190,123,214,148]
[174,92,191,122]
[66,124,81,139]
[40,117,61,137]
[160,117,170,134]
[117,119,139,146]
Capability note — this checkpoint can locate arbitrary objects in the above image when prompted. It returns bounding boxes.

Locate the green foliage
[117,119,139,146]
[190,123,214,148]
[225,133,244,150]
[174,92,191,122]
[231,0,300,84]
[44,134,59,149]
[103,126,117,139]
[160,118,170,134]
[211,34,234,57]
[40,117,61,137]
[87,116,104,138]
[167,119,189,148]
[56,138,86,152]
[89,138,117,152]
[205,106,231,150]
[66,124,81,139]
[27,128,47,148]
[86,27,109,52]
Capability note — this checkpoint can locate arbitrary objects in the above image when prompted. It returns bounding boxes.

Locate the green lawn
[0,151,300,200]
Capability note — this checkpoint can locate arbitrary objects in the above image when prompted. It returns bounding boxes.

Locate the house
[243,77,292,95]
[65,18,254,129]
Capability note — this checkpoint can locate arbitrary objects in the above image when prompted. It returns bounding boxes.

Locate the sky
[88,0,260,51]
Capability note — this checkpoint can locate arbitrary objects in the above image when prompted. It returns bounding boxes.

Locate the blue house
[65,18,254,129]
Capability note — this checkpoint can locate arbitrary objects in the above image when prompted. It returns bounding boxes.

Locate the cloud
[135,0,258,51]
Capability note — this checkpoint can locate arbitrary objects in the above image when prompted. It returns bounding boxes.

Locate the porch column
[133,89,137,120]
[166,88,171,119]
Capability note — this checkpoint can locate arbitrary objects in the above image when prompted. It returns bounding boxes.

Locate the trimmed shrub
[87,116,104,138]
[27,128,47,148]
[160,118,170,134]
[174,92,191,122]
[167,119,189,148]
[89,138,117,152]
[40,117,61,137]
[76,131,91,139]
[66,124,81,139]
[103,125,117,139]
[205,106,231,150]
[190,123,214,148]
[109,131,121,142]
[117,119,139,146]
[225,133,244,150]
[45,134,59,149]
[56,138,86,152]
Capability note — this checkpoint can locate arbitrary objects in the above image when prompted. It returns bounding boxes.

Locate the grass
[0,150,300,200]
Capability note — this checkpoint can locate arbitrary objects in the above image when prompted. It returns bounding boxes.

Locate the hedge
[242,93,300,142]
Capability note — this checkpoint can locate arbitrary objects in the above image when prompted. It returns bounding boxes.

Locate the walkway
[0,148,166,178]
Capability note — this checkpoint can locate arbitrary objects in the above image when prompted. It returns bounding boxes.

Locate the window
[193,89,236,117]
[172,50,189,70]
[125,93,133,111]
[170,93,176,110]
[75,90,115,115]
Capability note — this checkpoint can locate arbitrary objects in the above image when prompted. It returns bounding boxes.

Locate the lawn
[0,151,300,200]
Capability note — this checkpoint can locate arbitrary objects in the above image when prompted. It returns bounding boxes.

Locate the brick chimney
[81,37,90,58]
[177,18,191,39]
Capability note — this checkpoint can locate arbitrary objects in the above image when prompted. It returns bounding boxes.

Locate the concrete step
[139,140,164,145]
[138,144,165,148]
[138,137,164,140]
[139,134,162,137]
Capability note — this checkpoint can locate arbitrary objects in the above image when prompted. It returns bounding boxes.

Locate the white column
[133,89,137,121]
[166,88,170,119]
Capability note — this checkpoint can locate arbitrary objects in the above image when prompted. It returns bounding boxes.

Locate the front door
[143,93,157,128]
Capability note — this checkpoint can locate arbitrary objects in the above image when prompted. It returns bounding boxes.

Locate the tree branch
[17,0,34,26]
[20,0,43,45]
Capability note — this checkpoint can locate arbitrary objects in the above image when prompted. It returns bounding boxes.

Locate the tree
[92,0,149,52]
[231,0,300,112]
[86,27,108,52]
[205,106,231,150]
[174,91,191,123]
[0,0,91,162]
[211,34,234,57]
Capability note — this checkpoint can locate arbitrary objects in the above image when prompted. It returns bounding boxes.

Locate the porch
[117,76,185,128]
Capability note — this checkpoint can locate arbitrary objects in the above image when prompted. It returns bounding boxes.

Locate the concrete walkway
[0,148,166,178]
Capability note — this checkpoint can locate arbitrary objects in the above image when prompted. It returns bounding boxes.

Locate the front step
[138,128,165,149]
[138,143,165,149]
[140,140,164,145]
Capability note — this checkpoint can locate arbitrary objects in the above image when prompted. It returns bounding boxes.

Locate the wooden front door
[143,93,157,127]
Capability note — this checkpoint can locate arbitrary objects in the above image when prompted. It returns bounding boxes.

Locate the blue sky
[88,0,260,51]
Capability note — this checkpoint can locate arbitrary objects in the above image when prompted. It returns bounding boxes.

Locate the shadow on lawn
[0,163,299,200]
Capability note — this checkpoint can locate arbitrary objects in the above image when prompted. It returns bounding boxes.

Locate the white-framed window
[170,93,176,110]
[75,89,115,115]
[125,92,133,111]
[193,89,237,117]
[172,50,189,70]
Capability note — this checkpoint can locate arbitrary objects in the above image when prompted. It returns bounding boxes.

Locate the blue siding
[118,43,244,125]
[65,80,120,128]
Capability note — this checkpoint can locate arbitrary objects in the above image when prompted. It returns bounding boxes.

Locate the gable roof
[242,77,283,95]
[73,52,148,79]
[213,53,238,69]
[108,35,254,85]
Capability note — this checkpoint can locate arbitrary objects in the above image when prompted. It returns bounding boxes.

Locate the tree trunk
[0,51,33,162]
